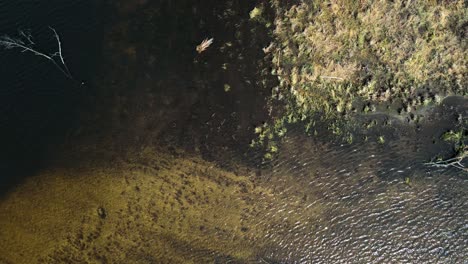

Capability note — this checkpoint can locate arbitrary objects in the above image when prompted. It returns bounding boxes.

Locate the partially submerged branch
[0,27,73,79]
[424,147,468,173]
[425,125,468,173]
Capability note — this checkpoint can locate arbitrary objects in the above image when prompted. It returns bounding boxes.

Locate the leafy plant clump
[255,0,467,151]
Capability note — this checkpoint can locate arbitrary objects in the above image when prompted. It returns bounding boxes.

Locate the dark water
[0,0,102,188]
[257,114,468,263]
[203,98,466,262]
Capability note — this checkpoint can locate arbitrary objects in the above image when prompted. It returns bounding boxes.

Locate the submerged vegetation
[252,0,467,153]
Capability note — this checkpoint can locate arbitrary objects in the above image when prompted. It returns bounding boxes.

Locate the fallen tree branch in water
[0,27,73,79]
[424,148,468,173]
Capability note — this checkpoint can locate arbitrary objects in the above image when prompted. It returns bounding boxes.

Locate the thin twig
[49,27,72,78]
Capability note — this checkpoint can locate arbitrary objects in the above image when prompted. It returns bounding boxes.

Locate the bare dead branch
[0,27,73,80]
[424,149,468,172]
[49,27,72,78]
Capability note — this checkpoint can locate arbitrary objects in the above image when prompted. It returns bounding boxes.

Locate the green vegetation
[442,127,467,156]
[442,130,464,148]
[405,177,411,185]
[425,126,467,172]
[377,136,385,144]
[252,0,467,152]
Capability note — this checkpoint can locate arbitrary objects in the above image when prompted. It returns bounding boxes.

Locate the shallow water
[256,122,467,263]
